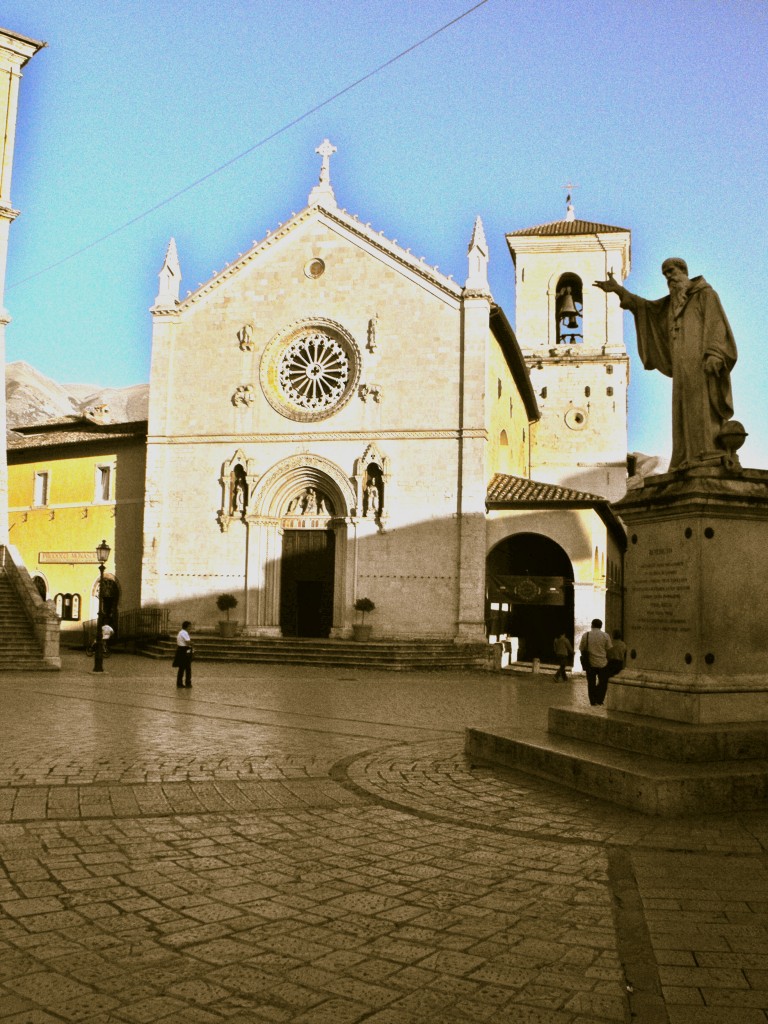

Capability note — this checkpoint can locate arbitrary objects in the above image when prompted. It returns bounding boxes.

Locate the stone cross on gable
[316,138,336,185]
[308,138,338,208]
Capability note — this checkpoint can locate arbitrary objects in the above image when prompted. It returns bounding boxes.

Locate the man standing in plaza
[553,631,573,682]
[594,259,737,471]
[579,618,612,706]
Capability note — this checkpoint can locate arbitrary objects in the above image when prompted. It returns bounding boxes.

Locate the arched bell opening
[486,533,574,662]
[555,272,583,345]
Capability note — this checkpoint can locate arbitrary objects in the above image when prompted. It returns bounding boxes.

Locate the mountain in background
[6,361,149,427]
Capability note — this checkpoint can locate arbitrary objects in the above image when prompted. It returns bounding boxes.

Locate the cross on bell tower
[561,181,579,222]
[308,138,338,208]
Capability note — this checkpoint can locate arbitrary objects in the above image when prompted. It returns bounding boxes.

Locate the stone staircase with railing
[140,634,489,671]
[0,549,60,670]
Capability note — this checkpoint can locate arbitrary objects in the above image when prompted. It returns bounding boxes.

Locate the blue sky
[3,0,767,467]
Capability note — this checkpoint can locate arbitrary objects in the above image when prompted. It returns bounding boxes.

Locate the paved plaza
[1,656,768,1022]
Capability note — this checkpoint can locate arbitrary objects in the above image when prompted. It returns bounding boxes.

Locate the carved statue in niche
[363,464,383,518]
[231,465,248,517]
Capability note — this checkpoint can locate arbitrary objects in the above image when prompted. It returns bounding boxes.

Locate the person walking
[173,620,193,688]
[579,618,612,706]
[553,632,573,682]
[607,629,627,679]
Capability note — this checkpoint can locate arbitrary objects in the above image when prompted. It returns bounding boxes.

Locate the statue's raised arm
[594,258,740,472]
[593,271,622,295]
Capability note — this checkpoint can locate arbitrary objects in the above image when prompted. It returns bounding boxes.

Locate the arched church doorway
[280,529,335,637]
[487,533,574,662]
[249,455,354,637]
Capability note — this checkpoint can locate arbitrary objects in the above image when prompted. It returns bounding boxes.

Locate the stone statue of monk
[594,258,737,472]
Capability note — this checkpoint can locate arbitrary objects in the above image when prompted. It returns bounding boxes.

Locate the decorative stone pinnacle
[154,237,181,306]
[464,215,490,294]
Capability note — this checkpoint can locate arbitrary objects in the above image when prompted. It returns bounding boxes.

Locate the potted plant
[352,597,375,641]
[216,594,238,637]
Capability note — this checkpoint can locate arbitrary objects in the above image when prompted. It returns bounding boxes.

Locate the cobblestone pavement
[1,654,768,1022]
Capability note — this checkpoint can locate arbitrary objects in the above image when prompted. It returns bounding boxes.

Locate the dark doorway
[486,533,574,662]
[98,574,120,631]
[280,530,335,637]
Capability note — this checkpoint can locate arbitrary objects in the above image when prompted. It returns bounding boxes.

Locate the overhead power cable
[9,0,491,290]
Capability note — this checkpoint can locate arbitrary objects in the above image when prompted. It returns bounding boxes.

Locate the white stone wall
[142,213,494,637]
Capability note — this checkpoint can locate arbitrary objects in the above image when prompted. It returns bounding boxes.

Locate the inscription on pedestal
[633,545,693,637]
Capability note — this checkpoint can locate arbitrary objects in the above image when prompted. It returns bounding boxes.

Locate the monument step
[465,726,768,816]
[548,705,768,762]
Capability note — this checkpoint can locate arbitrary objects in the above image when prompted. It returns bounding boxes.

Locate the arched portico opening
[486,533,574,662]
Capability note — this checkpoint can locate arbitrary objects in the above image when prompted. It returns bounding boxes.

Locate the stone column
[456,289,490,643]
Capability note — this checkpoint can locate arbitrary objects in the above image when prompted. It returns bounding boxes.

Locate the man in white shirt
[174,620,193,688]
[579,618,612,706]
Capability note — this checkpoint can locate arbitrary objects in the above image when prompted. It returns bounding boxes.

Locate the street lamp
[93,539,111,673]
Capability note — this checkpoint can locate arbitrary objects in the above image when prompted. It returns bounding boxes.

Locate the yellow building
[7,415,146,638]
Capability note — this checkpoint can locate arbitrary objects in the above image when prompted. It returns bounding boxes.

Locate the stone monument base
[613,466,768,722]
[465,709,768,816]
[606,671,768,724]
[466,467,768,815]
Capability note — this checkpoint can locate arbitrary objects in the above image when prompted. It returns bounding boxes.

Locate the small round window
[564,407,588,431]
[304,258,325,279]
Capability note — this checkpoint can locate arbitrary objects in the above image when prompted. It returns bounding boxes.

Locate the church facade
[141,142,627,657]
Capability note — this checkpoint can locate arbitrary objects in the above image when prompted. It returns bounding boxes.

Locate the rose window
[260,318,361,422]
[278,332,349,411]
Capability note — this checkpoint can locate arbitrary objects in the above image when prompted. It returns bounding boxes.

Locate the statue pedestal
[610,467,768,723]
[466,468,768,814]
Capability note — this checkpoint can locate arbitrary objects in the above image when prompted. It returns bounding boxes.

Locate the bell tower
[0,27,45,542]
[506,198,631,501]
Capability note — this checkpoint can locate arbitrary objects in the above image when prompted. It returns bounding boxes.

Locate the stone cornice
[523,349,631,363]
[0,203,20,223]
[149,304,180,318]
[147,428,489,444]
[0,29,46,66]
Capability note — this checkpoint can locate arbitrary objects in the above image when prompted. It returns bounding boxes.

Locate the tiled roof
[487,473,605,504]
[7,420,147,451]
[507,218,629,237]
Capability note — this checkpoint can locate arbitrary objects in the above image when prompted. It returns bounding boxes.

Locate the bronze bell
[558,287,580,330]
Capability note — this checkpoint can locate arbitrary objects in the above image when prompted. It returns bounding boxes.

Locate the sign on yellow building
[7,418,146,637]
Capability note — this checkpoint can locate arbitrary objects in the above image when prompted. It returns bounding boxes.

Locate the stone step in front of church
[465,717,768,816]
[141,636,489,671]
